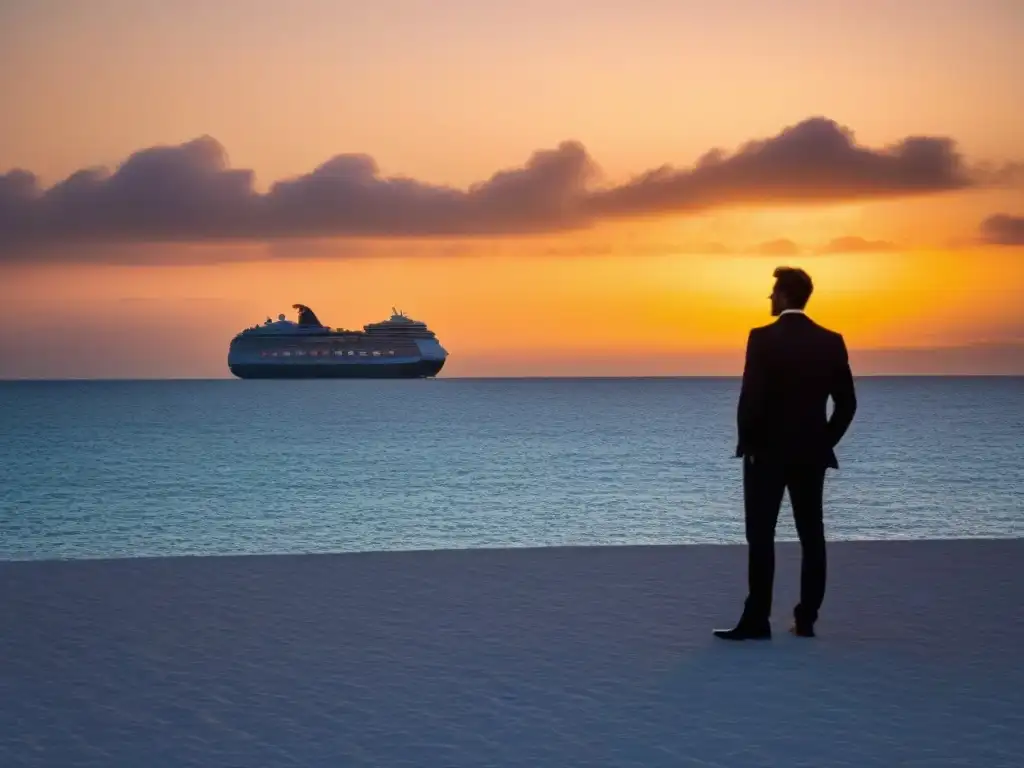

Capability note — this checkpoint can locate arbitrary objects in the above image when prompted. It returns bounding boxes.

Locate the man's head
[770,266,813,316]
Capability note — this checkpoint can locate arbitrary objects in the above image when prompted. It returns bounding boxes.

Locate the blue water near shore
[1,377,1022,561]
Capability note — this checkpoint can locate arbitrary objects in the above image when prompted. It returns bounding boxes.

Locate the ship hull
[229,358,445,379]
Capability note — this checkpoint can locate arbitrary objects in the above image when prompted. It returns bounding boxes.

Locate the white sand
[2,539,1022,767]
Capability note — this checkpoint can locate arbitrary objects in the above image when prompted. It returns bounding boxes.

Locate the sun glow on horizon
[3,234,1022,379]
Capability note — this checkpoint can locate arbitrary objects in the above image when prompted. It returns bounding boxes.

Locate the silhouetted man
[714,266,857,640]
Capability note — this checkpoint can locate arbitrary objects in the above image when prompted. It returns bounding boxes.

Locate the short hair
[773,266,813,309]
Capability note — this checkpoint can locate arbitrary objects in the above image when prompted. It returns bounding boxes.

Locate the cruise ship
[228,305,448,379]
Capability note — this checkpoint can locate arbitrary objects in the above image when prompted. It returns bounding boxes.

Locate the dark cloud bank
[979,214,1024,246]
[1,116,1019,262]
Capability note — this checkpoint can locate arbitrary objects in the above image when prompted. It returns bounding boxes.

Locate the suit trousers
[741,455,828,626]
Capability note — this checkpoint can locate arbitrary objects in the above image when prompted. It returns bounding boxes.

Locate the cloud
[979,214,1024,246]
[587,118,974,218]
[755,238,802,256]
[816,235,898,254]
[1,116,1011,262]
[973,161,1024,187]
[1,137,596,260]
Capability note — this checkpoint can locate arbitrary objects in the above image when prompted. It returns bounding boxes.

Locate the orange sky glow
[1,0,1022,377]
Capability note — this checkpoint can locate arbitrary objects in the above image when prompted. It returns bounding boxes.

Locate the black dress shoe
[713,623,772,641]
[789,622,815,638]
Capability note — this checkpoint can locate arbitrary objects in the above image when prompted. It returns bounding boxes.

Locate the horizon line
[1,373,1022,383]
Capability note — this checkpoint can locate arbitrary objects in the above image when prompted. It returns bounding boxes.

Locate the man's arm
[826,334,857,448]
[736,329,765,457]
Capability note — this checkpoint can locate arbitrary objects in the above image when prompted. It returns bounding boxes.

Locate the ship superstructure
[227,305,448,379]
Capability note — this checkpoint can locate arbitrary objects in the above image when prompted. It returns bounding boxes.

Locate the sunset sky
[2,0,1022,378]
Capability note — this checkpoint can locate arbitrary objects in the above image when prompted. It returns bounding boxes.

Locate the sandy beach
[3,538,1022,767]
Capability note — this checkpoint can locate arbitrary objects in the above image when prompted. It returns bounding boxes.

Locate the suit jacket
[735,312,857,469]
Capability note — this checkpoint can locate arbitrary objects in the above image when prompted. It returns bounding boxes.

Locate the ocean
[1,377,1021,561]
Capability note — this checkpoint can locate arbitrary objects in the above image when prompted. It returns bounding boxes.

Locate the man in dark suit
[714,266,857,641]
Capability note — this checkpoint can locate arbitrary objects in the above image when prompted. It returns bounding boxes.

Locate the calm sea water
[1,378,1021,561]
